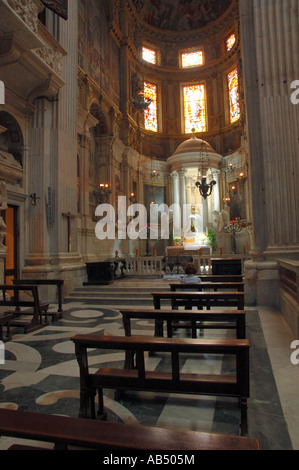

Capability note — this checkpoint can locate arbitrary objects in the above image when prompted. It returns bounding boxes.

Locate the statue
[0,181,7,251]
[213,209,230,232]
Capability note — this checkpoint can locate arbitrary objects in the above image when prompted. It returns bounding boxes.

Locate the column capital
[178,168,187,177]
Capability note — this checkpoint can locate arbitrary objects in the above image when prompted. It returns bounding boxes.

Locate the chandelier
[93,183,111,204]
[195,136,216,199]
[196,171,216,199]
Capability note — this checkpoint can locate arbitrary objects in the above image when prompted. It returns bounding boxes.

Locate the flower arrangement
[115,250,118,257]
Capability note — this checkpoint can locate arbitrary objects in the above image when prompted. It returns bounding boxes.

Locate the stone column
[240,0,299,259]
[212,170,220,213]
[171,171,179,206]
[239,0,267,257]
[178,168,187,230]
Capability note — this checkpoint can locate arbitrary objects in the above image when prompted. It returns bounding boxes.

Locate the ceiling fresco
[132,0,232,31]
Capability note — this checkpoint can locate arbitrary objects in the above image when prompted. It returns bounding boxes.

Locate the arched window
[144,81,158,132]
[226,33,236,52]
[181,51,203,68]
[183,84,207,133]
[227,68,240,123]
[142,46,156,65]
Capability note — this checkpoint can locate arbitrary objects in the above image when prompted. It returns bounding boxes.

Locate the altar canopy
[168,134,222,246]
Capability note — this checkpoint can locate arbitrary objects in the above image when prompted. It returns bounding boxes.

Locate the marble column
[178,168,187,230]
[240,0,299,259]
[171,171,179,206]
[213,170,221,213]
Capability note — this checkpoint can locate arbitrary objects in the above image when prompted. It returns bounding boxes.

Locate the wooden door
[2,206,19,284]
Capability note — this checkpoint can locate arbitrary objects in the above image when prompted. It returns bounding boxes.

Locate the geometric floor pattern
[0,281,295,450]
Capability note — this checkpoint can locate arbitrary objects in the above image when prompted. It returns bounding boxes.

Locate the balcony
[0,0,65,110]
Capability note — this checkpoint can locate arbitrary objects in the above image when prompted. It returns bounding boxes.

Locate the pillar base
[244,259,279,306]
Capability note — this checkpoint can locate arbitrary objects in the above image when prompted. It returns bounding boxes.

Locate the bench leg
[96,388,107,420]
[239,397,248,436]
[78,388,91,419]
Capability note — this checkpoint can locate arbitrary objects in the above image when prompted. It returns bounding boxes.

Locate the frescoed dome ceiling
[132,0,233,31]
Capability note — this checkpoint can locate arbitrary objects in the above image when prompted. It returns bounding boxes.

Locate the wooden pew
[0,409,259,450]
[0,313,14,342]
[120,308,246,339]
[199,275,243,283]
[13,279,64,322]
[152,291,245,310]
[169,282,245,292]
[120,308,246,368]
[72,334,251,436]
[0,285,48,333]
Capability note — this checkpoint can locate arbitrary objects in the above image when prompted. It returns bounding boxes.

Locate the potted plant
[208,229,217,253]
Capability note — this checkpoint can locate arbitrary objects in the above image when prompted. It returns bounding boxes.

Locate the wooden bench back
[199,275,243,282]
[0,408,259,450]
[152,291,245,310]
[119,308,246,339]
[0,285,40,310]
[72,334,250,395]
[169,282,245,291]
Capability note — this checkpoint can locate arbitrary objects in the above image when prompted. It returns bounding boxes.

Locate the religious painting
[144,184,166,208]
[228,180,246,221]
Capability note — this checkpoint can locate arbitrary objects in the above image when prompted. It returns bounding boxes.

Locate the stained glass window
[182,51,203,68]
[226,33,236,51]
[183,84,207,133]
[228,68,240,123]
[142,46,156,65]
[144,81,158,132]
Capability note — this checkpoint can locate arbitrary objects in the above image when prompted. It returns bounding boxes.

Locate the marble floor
[0,278,298,451]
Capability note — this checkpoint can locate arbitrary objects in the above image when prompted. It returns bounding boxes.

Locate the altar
[166,245,212,257]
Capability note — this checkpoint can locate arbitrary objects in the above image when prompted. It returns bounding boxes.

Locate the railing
[123,256,164,276]
[115,254,248,277]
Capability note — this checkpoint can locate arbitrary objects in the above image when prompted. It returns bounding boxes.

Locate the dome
[167,134,222,170]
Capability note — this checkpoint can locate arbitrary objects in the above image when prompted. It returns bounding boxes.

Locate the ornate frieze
[6,0,43,35]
